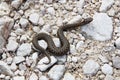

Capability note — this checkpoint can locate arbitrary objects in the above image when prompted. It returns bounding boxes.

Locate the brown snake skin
[32,18,93,64]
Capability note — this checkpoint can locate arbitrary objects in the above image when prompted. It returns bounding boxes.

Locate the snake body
[32,18,93,64]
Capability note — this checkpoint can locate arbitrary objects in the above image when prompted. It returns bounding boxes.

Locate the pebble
[81,13,113,41]
[53,38,60,47]
[98,55,109,63]
[41,24,51,33]
[38,40,48,49]
[29,72,38,80]
[107,8,115,17]
[0,2,10,16]
[47,65,66,80]
[13,76,25,80]
[36,56,57,71]
[17,43,32,56]
[77,0,85,9]
[63,73,75,80]
[58,0,66,3]
[10,62,17,71]
[101,64,113,75]
[13,56,25,64]
[32,26,40,33]
[11,0,22,9]
[99,0,114,12]
[46,0,53,4]
[19,63,27,70]
[38,18,45,26]
[112,56,120,69]
[76,41,84,50]
[55,55,67,63]
[70,45,77,54]
[6,40,18,51]
[68,15,82,24]
[29,13,40,25]
[82,59,100,75]
[104,75,114,80]
[47,7,55,15]
[19,18,29,28]
[20,35,28,42]
[0,61,14,76]
[114,38,120,49]
[6,57,13,64]
[39,76,49,80]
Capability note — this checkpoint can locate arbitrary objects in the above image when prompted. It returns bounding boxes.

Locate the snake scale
[32,18,93,64]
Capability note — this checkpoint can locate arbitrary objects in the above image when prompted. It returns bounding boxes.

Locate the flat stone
[19,18,29,28]
[36,56,57,71]
[17,43,31,56]
[82,59,100,75]
[47,65,66,80]
[104,75,114,80]
[11,0,22,9]
[29,13,40,25]
[47,7,55,15]
[112,56,120,69]
[99,0,114,12]
[101,64,113,75]
[6,40,18,51]
[29,72,38,80]
[38,40,48,49]
[13,76,25,80]
[63,73,75,80]
[81,13,113,41]
[13,56,25,64]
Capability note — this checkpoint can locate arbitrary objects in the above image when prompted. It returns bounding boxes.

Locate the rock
[99,0,114,12]
[32,52,38,61]
[38,18,44,26]
[114,38,120,49]
[29,72,38,80]
[19,63,27,70]
[82,59,100,75]
[107,8,115,17]
[53,38,60,47]
[81,13,113,41]
[36,56,57,71]
[11,0,22,9]
[76,41,84,50]
[19,18,29,28]
[10,62,17,71]
[71,56,78,63]
[0,61,14,76]
[46,0,53,4]
[39,76,49,80]
[47,7,55,15]
[56,18,63,27]
[101,64,113,75]
[13,76,25,80]
[63,73,75,80]
[13,56,25,64]
[6,57,13,64]
[0,2,10,16]
[104,75,114,80]
[17,43,31,56]
[58,0,66,3]
[112,56,120,69]
[47,65,66,80]
[70,45,77,54]
[68,15,82,24]
[77,0,85,9]
[38,40,47,49]
[41,24,51,33]
[98,55,109,63]
[20,35,28,42]
[32,26,40,33]
[55,55,67,63]
[6,40,18,51]
[29,13,40,25]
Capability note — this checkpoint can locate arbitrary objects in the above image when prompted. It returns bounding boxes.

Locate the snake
[32,17,93,64]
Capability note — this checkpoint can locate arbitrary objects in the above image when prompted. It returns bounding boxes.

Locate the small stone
[56,18,63,27]
[82,59,100,75]
[38,40,48,49]
[76,41,84,50]
[101,64,113,75]
[19,18,29,28]
[32,26,40,33]
[17,43,31,56]
[48,65,65,80]
[38,18,45,26]
[29,13,40,25]
[68,15,82,24]
[0,2,10,16]
[36,56,57,71]
[6,40,18,51]
[104,75,114,80]
[10,62,17,71]
[47,7,55,15]
[58,0,66,3]
[99,0,114,12]
[29,72,38,80]
[13,76,25,80]
[107,8,115,17]
[53,38,60,47]
[41,24,51,33]
[46,0,53,4]
[70,45,77,54]
[63,73,75,80]
[39,76,49,80]
[112,56,120,69]
[0,61,14,76]
[20,35,28,42]
[55,55,67,63]
[98,55,109,63]
[71,56,78,63]
[13,56,25,64]
[77,0,85,9]
[19,63,27,70]
[114,38,120,49]
[32,52,38,61]
[11,0,22,9]
[6,57,13,64]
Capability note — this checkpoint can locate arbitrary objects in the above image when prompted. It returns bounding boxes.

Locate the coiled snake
[32,18,93,64]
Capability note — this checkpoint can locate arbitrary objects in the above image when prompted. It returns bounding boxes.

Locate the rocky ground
[0,0,120,80]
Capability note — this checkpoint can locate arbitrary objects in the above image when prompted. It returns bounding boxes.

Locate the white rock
[82,60,100,75]
[6,57,13,64]
[55,55,67,63]
[112,56,120,69]
[47,7,55,15]
[101,64,113,75]
[6,40,18,51]
[68,15,82,24]
[53,38,60,47]
[20,35,28,42]
[63,73,75,80]
[29,72,38,80]
[71,56,78,63]
[32,52,38,61]
[99,0,114,12]
[77,0,85,9]
[29,13,40,25]
[13,56,25,64]
[39,76,49,80]
[15,28,24,35]
[17,43,31,56]
[107,8,115,17]
[81,13,113,41]
[98,55,108,63]
[47,65,65,80]
[56,18,63,27]
[76,41,84,50]
[104,75,114,80]
[36,56,57,71]
[0,61,14,76]
[32,26,40,33]
[10,62,17,71]
[114,38,120,49]
[0,74,5,78]
[11,0,22,9]
[58,0,66,3]
[70,45,77,54]
[13,76,25,80]
[0,2,10,16]
[46,0,53,4]
[19,18,29,28]
[38,18,45,26]
[19,63,27,70]
[38,40,48,49]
